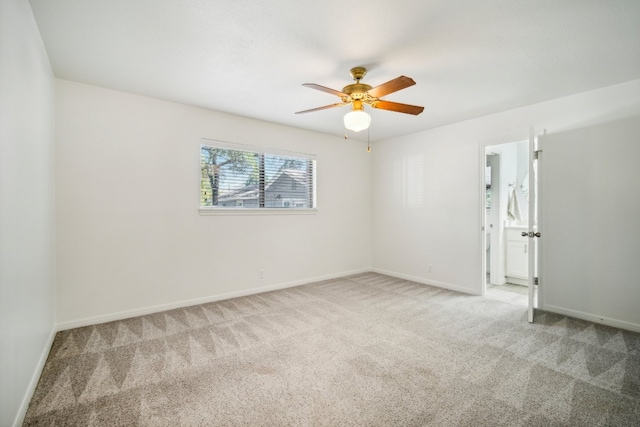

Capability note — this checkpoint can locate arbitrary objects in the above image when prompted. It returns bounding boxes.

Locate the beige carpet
[24,273,640,426]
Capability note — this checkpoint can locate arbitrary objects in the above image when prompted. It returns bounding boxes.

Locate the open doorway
[483,140,529,306]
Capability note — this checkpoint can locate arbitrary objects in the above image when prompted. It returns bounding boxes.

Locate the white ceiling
[29,0,640,141]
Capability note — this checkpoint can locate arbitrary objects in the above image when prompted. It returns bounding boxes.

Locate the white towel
[507,187,521,222]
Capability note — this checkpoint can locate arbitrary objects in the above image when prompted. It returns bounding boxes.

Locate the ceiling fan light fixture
[344,109,371,132]
[297,67,423,133]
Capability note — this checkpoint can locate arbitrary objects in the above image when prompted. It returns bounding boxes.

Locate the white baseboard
[372,268,477,295]
[56,268,371,331]
[13,325,57,427]
[543,304,640,333]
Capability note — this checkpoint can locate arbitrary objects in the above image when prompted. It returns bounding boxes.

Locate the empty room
[2,0,640,426]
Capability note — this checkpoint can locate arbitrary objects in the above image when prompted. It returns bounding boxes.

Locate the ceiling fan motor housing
[342,83,373,101]
[343,67,372,102]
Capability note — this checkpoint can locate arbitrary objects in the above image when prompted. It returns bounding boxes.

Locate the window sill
[199,208,318,216]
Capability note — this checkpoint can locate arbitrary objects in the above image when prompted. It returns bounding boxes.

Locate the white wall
[371,79,640,311]
[55,79,371,327]
[541,116,640,330]
[0,1,56,426]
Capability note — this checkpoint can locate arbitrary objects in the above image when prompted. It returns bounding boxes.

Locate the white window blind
[200,144,316,210]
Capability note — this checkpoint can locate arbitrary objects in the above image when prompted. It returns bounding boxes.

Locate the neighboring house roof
[266,169,307,189]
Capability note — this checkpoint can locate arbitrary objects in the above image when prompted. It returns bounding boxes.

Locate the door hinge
[534,277,539,286]
[534,149,542,160]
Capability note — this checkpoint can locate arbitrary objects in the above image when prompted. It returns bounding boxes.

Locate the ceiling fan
[296,67,424,132]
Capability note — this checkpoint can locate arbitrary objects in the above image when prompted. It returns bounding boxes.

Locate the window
[200,142,316,212]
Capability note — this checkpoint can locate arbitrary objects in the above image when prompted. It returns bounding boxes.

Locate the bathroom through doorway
[483,139,530,306]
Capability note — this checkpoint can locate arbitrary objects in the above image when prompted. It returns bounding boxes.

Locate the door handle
[521,231,542,238]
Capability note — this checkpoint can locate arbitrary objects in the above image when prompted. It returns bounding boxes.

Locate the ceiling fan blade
[302,83,348,97]
[373,100,424,115]
[295,102,349,114]
[367,76,416,98]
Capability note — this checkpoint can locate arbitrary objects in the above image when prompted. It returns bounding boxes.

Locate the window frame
[199,140,317,215]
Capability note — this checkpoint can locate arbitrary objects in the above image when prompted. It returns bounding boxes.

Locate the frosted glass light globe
[344,110,371,132]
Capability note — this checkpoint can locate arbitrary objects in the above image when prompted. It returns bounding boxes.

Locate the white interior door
[526,128,539,323]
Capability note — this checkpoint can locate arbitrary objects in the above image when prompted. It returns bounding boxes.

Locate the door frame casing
[535,131,545,312]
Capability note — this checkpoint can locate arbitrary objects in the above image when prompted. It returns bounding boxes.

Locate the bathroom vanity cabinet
[505,227,528,286]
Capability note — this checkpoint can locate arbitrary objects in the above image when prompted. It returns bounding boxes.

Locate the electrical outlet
[258,269,264,279]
